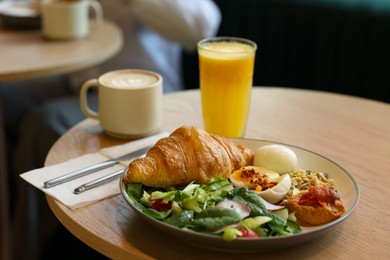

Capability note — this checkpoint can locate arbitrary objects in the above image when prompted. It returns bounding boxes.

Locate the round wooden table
[0,20,123,81]
[45,88,390,259]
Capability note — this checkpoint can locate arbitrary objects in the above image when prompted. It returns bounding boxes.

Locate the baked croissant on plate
[124,125,253,188]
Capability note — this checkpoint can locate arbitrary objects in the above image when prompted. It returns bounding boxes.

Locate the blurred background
[184,0,390,103]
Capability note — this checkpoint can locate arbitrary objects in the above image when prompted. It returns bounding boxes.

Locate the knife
[44,146,151,188]
[73,168,124,194]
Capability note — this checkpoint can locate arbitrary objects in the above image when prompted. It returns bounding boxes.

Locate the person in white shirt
[70,0,221,93]
[4,1,221,259]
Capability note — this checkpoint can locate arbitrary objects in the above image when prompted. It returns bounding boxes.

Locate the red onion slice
[213,223,240,234]
[259,197,285,211]
[216,200,251,219]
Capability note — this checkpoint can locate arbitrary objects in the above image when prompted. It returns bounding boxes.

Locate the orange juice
[198,37,257,137]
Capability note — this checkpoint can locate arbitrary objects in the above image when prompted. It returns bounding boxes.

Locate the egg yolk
[231,167,278,191]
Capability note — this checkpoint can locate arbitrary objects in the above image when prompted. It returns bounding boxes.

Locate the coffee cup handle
[80,79,99,120]
[89,0,103,26]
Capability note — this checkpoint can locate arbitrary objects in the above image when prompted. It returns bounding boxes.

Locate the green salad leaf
[193,208,240,231]
[125,177,301,241]
[163,210,193,227]
[143,208,172,220]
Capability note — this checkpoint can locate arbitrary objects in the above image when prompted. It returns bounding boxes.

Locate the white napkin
[20,132,169,209]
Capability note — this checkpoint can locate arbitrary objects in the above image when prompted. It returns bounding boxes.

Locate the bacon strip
[298,186,341,211]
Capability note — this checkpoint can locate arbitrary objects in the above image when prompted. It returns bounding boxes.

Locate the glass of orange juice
[198,37,257,138]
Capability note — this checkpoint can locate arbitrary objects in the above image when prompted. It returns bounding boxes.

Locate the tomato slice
[238,228,259,238]
[151,198,173,211]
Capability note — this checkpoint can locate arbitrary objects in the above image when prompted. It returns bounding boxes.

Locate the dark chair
[0,100,11,260]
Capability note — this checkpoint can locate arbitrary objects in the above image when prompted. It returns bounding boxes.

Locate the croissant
[124,125,253,188]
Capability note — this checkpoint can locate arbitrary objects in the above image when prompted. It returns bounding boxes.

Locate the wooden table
[0,20,123,81]
[45,87,390,260]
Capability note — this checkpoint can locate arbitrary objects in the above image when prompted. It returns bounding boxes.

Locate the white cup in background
[80,70,163,139]
[42,0,103,40]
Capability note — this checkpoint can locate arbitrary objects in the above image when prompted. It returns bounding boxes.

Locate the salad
[125,177,301,241]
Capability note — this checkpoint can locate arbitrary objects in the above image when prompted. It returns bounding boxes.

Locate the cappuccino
[80,69,163,138]
[101,70,159,89]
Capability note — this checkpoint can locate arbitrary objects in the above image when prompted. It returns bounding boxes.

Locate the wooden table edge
[0,20,123,81]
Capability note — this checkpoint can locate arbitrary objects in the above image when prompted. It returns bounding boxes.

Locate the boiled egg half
[230,166,292,204]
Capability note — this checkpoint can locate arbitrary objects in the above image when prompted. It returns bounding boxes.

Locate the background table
[0,20,123,81]
[45,87,390,259]
[0,19,123,259]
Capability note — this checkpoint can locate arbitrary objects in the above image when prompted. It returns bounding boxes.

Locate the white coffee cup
[80,70,163,139]
[41,0,103,40]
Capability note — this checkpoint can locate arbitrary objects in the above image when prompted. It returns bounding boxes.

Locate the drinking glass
[198,37,257,138]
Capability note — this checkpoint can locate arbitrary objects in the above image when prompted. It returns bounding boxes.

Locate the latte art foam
[102,71,159,89]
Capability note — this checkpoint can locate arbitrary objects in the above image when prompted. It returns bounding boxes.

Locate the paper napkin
[20,132,169,209]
